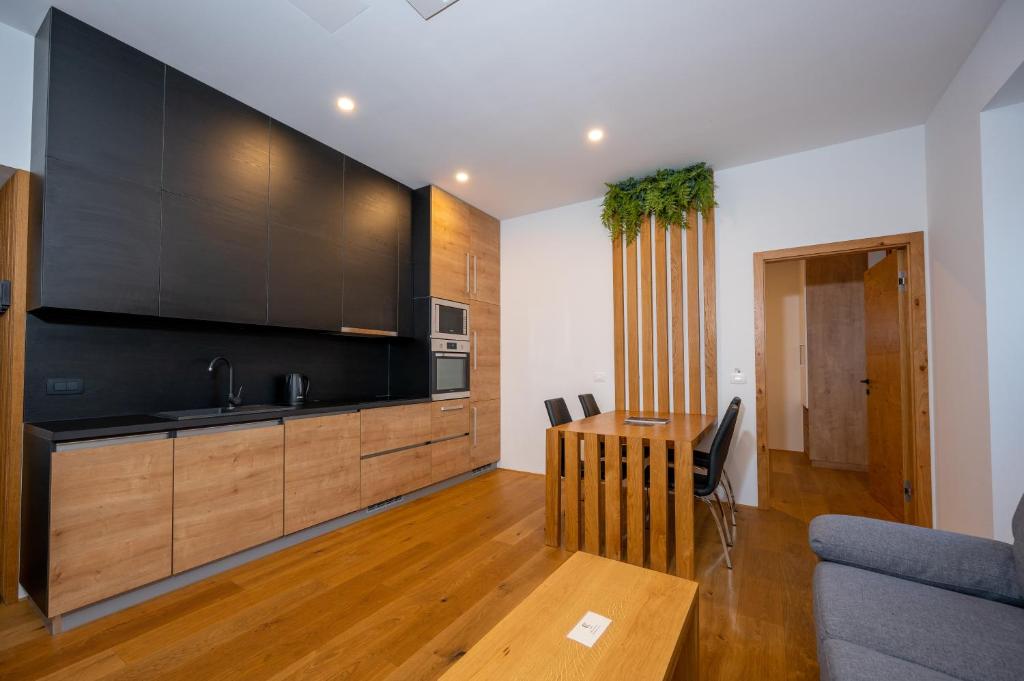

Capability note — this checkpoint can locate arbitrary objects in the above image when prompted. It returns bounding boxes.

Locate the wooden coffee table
[439,551,699,680]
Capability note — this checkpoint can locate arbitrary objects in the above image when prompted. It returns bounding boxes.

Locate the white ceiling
[0,0,1003,219]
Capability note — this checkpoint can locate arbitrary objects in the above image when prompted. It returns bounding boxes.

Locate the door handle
[473,406,478,446]
[465,253,470,293]
[440,404,465,412]
[474,331,478,370]
[859,379,871,384]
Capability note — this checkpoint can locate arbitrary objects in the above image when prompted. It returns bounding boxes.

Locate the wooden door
[863,252,909,520]
[805,253,868,469]
[284,413,361,534]
[173,424,284,573]
[470,399,500,467]
[360,403,432,455]
[470,205,500,305]
[49,436,173,616]
[470,301,500,403]
[429,187,471,303]
[431,436,472,483]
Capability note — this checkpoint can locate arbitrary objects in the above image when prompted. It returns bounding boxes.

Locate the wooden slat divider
[625,437,645,566]
[648,439,668,572]
[603,435,622,560]
[686,207,701,413]
[670,224,685,413]
[654,221,669,410]
[583,433,601,554]
[612,237,625,410]
[626,236,639,411]
[674,441,695,578]
[544,428,561,546]
[563,432,581,551]
[702,206,718,415]
[640,216,654,411]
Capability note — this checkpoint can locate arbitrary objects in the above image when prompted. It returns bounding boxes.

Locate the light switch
[594,372,607,383]
[730,368,747,385]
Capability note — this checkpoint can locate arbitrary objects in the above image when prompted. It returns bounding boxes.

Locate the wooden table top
[553,410,716,443]
[439,551,699,680]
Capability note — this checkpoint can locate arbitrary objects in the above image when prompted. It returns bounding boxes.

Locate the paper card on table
[566,610,612,648]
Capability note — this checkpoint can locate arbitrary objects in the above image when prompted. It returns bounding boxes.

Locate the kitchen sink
[152,404,298,420]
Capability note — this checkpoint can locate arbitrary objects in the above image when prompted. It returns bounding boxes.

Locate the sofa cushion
[809,514,1023,606]
[814,563,1024,681]
[1013,493,1024,592]
[819,639,959,681]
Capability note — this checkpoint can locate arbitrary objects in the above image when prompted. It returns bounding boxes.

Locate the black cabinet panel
[342,158,399,333]
[45,11,164,186]
[163,68,270,206]
[396,184,413,336]
[41,158,161,315]
[160,193,268,325]
[268,122,344,330]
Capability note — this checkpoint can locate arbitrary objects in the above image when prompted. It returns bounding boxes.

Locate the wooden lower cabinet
[47,435,173,616]
[361,402,431,455]
[431,436,471,483]
[431,399,470,440]
[172,423,284,573]
[360,444,432,507]
[470,399,500,467]
[284,413,361,534]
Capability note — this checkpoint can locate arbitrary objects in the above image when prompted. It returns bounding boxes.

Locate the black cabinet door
[395,183,413,337]
[268,122,344,330]
[341,158,400,333]
[34,10,164,315]
[160,68,270,324]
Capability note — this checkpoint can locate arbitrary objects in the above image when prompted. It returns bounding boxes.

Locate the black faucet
[208,356,243,410]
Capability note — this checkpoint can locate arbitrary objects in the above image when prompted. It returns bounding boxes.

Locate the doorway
[753,233,932,526]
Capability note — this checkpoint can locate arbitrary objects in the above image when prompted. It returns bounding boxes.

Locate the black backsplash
[24,310,427,422]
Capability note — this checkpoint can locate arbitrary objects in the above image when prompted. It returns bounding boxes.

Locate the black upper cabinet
[268,122,344,331]
[30,10,164,315]
[160,68,271,324]
[342,158,412,334]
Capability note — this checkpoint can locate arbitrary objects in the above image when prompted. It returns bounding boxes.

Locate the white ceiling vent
[406,0,462,20]
[289,0,369,33]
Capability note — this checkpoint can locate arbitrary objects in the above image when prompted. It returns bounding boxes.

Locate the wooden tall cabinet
[428,188,472,303]
[469,205,500,305]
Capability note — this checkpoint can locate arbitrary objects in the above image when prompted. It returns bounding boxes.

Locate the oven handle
[435,352,469,358]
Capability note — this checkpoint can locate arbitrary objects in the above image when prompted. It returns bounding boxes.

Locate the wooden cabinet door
[470,206,500,305]
[360,444,432,506]
[431,436,471,483]
[429,187,471,304]
[284,413,361,534]
[431,399,471,440]
[470,399,501,467]
[471,301,500,403]
[360,403,432,455]
[173,424,284,573]
[48,436,173,616]
[268,122,344,331]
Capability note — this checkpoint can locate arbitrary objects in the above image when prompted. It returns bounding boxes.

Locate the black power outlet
[46,378,84,395]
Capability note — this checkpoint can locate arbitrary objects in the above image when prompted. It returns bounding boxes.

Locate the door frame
[753,232,932,526]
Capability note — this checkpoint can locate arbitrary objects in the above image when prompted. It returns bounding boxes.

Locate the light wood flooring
[0,452,895,681]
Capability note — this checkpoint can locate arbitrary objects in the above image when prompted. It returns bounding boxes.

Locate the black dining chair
[544,398,572,427]
[694,397,741,529]
[578,393,601,418]
[692,398,741,568]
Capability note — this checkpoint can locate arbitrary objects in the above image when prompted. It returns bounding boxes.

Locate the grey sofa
[810,496,1024,681]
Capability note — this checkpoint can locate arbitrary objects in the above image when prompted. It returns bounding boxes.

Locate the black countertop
[25,396,431,443]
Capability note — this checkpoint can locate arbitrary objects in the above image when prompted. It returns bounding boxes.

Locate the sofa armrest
[809,514,1023,606]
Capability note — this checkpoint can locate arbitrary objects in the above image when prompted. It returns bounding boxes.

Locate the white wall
[500,126,928,505]
[0,22,34,170]
[981,100,1024,541]
[764,260,805,452]
[925,0,1024,537]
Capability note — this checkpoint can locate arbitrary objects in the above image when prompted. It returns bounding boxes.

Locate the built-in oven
[431,298,469,342]
[430,338,470,400]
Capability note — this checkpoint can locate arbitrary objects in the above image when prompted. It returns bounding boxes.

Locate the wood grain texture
[613,237,625,410]
[430,436,471,484]
[626,236,640,411]
[671,224,685,413]
[438,551,698,681]
[649,439,668,572]
[48,438,173,616]
[360,444,432,507]
[555,411,716,443]
[469,301,500,403]
[673,442,695,579]
[563,432,581,551]
[626,437,645,567]
[702,206,718,416]
[360,403,432,455]
[469,399,500,467]
[431,399,471,440]
[753,253,771,508]
[655,221,670,410]
[686,208,701,414]
[429,186,471,303]
[582,433,601,554]
[603,434,622,561]
[284,413,361,535]
[544,429,561,547]
[0,171,29,603]
[640,216,654,411]
[468,204,500,305]
[172,425,285,573]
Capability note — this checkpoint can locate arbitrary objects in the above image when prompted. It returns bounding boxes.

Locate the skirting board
[42,464,496,633]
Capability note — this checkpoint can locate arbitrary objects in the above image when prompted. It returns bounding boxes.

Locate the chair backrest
[695,397,741,497]
[578,393,601,418]
[544,398,572,427]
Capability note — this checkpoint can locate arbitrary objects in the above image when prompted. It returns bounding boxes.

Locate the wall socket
[46,378,84,395]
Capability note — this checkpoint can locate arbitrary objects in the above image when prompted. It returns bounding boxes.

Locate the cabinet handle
[473,406,478,446]
[474,331,478,370]
[473,255,478,294]
[440,404,465,412]
[465,253,470,293]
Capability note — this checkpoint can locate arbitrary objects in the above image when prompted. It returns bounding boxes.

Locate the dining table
[544,410,717,578]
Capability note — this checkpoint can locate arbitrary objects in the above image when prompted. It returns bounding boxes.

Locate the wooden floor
[0,452,895,681]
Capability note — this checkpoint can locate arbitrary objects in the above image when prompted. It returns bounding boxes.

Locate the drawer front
[431,399,470,440]
[360,403,431,455]
[284,413,361,534]
[360,444,432,507]
[430,436,471,484]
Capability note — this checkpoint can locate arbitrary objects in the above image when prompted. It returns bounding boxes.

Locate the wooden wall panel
[612,238,625,410]
[655,223,669,409]
[626,237,639,411]
[670,226,685,412]
[702,207,718,415]
[686,207,701,413]
[640,217,654,410]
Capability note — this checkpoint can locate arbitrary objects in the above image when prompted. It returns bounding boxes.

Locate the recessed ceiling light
[455,171,470,183]
[336,96,356,112]
[587,128,605,143]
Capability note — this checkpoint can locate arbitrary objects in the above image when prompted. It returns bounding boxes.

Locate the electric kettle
[282,373,310,406]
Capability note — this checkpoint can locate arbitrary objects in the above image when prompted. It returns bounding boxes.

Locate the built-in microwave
[430,338,470,400]
[431,298,469,342]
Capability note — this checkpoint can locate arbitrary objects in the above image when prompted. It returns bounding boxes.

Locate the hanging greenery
[600,162,716,243]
